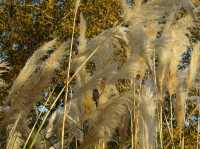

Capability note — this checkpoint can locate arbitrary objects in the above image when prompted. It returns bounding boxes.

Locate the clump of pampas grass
[81,95,131,148]
[1,0,199,148]
[0,39,68,126]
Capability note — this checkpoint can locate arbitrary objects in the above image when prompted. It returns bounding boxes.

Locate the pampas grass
[0,40,68,136]
[7,40,66,116]
[188,43,200,88]
[138,80,156,149]
[81,95,131,149]
[1,0,199,148]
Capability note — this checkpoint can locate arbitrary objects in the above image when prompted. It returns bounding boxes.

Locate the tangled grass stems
[29,85,66,149]
[22,88,55,149]
[163,109,175,148]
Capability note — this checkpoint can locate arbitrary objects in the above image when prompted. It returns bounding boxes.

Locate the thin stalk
[22,88,55,149]
[166,104,200,148]
[29,86,66,149]
[197,110,199,149]
[181,135,184,149]
[130,110,134,149]
[6,113,22,149]
[61,0,80,147]
[133,79,136,149]
[164,113,175,148]
[160,106,163,149]
[169,95,174,145]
